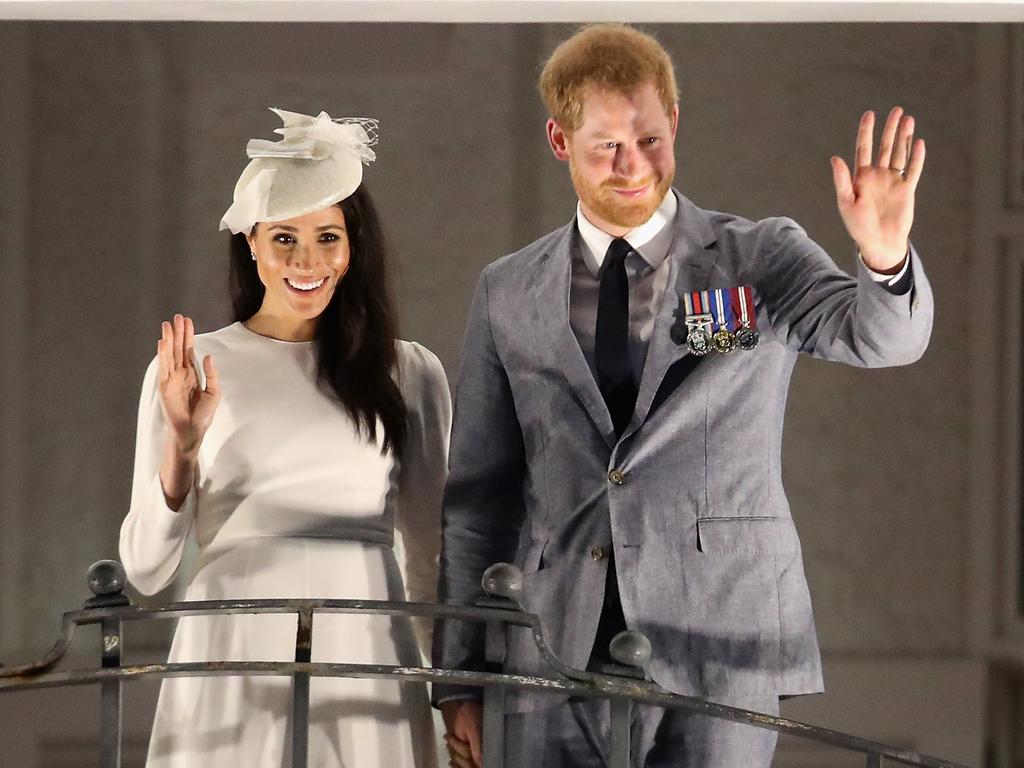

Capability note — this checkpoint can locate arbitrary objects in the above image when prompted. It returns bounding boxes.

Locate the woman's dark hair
[229,185,407,456]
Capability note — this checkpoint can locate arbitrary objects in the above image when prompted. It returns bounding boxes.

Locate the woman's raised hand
[157,314,220,457]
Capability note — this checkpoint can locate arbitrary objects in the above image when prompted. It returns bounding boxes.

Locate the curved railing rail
[0,561,973,768]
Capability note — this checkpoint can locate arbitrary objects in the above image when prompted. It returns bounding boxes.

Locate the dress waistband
[200,527,396,552]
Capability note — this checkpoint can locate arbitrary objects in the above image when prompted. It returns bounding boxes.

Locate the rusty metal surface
[0,658,970,767]
[0,592,974,768]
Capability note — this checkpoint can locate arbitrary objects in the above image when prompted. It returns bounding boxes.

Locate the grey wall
[0,20,993,764]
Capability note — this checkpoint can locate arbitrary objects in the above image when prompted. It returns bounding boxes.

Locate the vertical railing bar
[866,751,882,768]
[99,616,123,768]
[292,606,313,768]
[482,619,506,767]
[608,696,632,768]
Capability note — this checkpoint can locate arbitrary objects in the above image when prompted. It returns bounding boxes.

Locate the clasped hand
[441,699,482,768]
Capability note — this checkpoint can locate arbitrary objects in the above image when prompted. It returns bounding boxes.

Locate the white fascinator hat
[219,107,378,235]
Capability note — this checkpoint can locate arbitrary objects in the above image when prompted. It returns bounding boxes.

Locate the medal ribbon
[690,290,706,316]
[685,291,711,325]
[729,286,757,329]
[709,289,734,333]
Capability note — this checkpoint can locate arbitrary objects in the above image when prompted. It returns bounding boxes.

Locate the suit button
[590,546,606,561]
[608,469,625,485]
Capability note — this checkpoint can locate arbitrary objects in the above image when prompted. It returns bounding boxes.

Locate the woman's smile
[284,275,329,295]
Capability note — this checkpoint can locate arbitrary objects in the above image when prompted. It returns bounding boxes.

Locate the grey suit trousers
[504,693,779,768]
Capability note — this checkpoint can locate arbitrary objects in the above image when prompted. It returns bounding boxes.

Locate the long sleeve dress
[119,322,451,768]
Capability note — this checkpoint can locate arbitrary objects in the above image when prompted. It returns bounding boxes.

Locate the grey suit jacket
[433,189,933,711]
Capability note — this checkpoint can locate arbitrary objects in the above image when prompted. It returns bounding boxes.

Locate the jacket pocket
[517,537,550,575]
[696,516,800,556]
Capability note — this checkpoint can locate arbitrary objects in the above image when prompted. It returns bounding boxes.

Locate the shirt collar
[575,190,678,278]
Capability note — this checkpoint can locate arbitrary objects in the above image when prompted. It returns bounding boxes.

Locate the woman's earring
[250,251,256,261]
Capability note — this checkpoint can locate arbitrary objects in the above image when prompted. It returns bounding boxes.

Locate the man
[433,23,930,768]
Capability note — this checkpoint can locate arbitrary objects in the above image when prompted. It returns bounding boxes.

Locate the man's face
[549,80,678,234]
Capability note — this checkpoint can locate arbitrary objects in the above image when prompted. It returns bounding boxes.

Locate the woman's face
[246,205,350,327]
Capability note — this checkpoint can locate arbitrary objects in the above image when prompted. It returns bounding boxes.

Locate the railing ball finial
[481,563,523,601]
[609,630,652,669]
[87,560,127,597]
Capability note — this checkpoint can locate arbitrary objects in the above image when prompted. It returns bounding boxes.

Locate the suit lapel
[533,192,719,448]
[622,191,720,440]
[533,222,618,449]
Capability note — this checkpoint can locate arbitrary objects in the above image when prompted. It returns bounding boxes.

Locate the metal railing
[0,560,972,768]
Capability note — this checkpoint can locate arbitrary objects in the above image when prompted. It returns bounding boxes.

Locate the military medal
[682,292,713,356]
[688,325,713,356]
[730,285,760,351]
[709,289,737,354]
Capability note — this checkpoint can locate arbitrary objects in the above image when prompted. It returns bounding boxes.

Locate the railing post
[478,563,525,768]
[608,695,632,768]
[99,616,123,768]
[867,753,882,768]
[292,606,313,768]
[86,561,130,768]
[482,618,507,766]
[603,630,652,768]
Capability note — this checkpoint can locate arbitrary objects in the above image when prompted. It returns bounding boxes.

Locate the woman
[119,108,449,767]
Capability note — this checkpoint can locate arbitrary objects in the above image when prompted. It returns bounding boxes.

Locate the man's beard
[570,161,674,230]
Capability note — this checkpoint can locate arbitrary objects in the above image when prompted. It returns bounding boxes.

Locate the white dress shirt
[570,192,678,381]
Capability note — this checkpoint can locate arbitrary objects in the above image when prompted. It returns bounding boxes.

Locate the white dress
[119,322,451,768]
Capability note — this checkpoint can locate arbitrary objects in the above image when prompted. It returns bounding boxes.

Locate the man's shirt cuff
[860,248,910,287]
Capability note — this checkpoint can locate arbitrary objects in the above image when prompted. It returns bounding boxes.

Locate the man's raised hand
[830,107,926,273]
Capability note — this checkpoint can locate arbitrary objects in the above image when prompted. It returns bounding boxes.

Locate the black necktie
[595,238,637,436]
